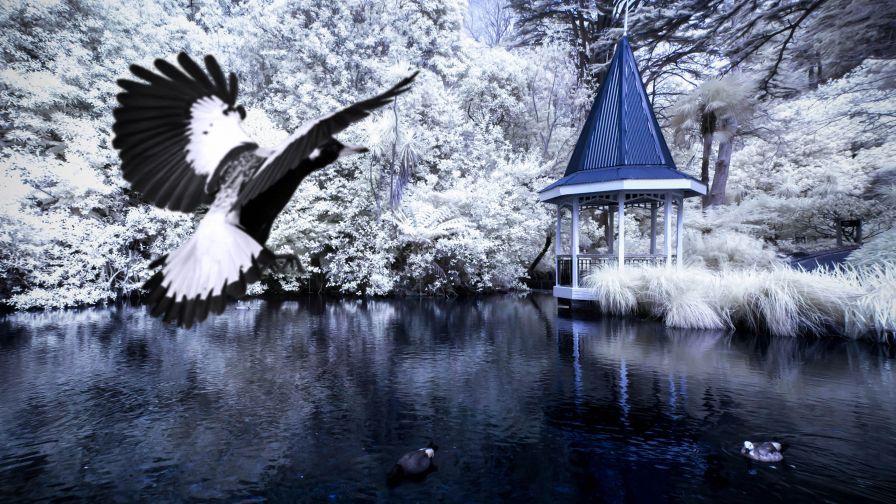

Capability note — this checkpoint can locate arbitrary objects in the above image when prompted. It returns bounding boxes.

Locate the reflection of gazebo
[539,37,706,303]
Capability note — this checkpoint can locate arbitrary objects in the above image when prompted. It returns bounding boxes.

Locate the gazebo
[539,36,707,303]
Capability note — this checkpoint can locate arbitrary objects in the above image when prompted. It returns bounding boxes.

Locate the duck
[387,441,438,484]
[740,440,784,462]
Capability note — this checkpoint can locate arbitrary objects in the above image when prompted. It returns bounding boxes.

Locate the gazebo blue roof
[540,37,704,201]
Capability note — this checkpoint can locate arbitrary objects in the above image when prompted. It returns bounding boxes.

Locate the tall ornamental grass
[584,264,896,341]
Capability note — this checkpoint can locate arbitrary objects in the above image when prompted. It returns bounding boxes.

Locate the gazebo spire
[565,36,675,176]
[539,35,702,201]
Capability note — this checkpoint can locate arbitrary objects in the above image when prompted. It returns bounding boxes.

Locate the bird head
[423,448,435,458]
[743,441,754,450]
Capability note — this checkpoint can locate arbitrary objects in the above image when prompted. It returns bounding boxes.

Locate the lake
[1,294,895,502]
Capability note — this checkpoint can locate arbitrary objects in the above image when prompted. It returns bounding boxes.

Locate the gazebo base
[553,286,599,301]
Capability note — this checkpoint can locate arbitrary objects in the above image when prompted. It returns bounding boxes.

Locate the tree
[362,82,422,213]
[509,0,620,84]
[634,0,896,97]
[716,59,896,249]
[669,73,755,207]
[465,0,516,47]
[0,0,205,308]
[510,0,895,99]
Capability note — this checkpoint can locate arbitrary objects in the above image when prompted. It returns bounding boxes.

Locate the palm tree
[669,73,755,207]
[362,94,422,212]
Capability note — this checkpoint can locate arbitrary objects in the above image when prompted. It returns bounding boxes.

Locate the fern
[389,205,470,243]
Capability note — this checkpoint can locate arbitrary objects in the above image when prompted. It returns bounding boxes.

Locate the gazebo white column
[571,198,580,286]
[617,192,625,269]
[664,192,672,267]
[649,202,657,256]
[607,206,615,254]
[675,195,684,269]
[555,207,562,285]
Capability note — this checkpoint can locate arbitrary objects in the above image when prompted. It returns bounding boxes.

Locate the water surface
[1,294,895,502]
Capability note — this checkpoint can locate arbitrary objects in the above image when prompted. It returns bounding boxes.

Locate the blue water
[1,294,895,502]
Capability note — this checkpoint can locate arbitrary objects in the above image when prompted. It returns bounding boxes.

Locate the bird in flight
[113,53,416,328]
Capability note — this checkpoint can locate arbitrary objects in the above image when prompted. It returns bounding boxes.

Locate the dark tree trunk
[527,232,553,278]
[699,111,716,207]
[708,116,737,207]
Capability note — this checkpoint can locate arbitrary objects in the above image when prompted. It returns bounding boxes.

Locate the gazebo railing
[576,254,614,282]
[556,254,675,287]
[557,255,572,286]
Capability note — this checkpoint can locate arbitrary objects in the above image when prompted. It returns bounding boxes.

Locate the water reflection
[554,314,896,502]
[0,295,894,502]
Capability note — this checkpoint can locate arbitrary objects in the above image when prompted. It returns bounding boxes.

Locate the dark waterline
[1,294,895,502]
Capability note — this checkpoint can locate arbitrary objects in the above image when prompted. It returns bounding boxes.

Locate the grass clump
[583,263,895,341]
[583,267,642,315]
[847,264,896,339]
[644,268,727,330]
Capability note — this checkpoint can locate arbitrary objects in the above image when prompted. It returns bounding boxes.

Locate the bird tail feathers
[144,212,273,328]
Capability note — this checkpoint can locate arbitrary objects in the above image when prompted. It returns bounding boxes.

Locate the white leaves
[239,107,289,146]
[0,69,79,108]
[771,172,803,198]
[811,173,845,196]
[0,163,33,215]
[384,61,415,84]
[389,205,470,244]
[366,109,423,162]
[363,113,396,158]
[699,73,757,116]
[1,149,112,211]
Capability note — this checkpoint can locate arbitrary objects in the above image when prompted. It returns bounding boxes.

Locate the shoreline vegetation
[584,263,896,342]
[4,262,894,345]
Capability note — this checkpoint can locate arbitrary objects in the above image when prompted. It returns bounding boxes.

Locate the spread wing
[233,72,419,209]
[113,53,254,212]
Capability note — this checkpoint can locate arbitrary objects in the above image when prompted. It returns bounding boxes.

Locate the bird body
[388,442,438,484]
[741,441,784,462]
[113,53,416,327]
